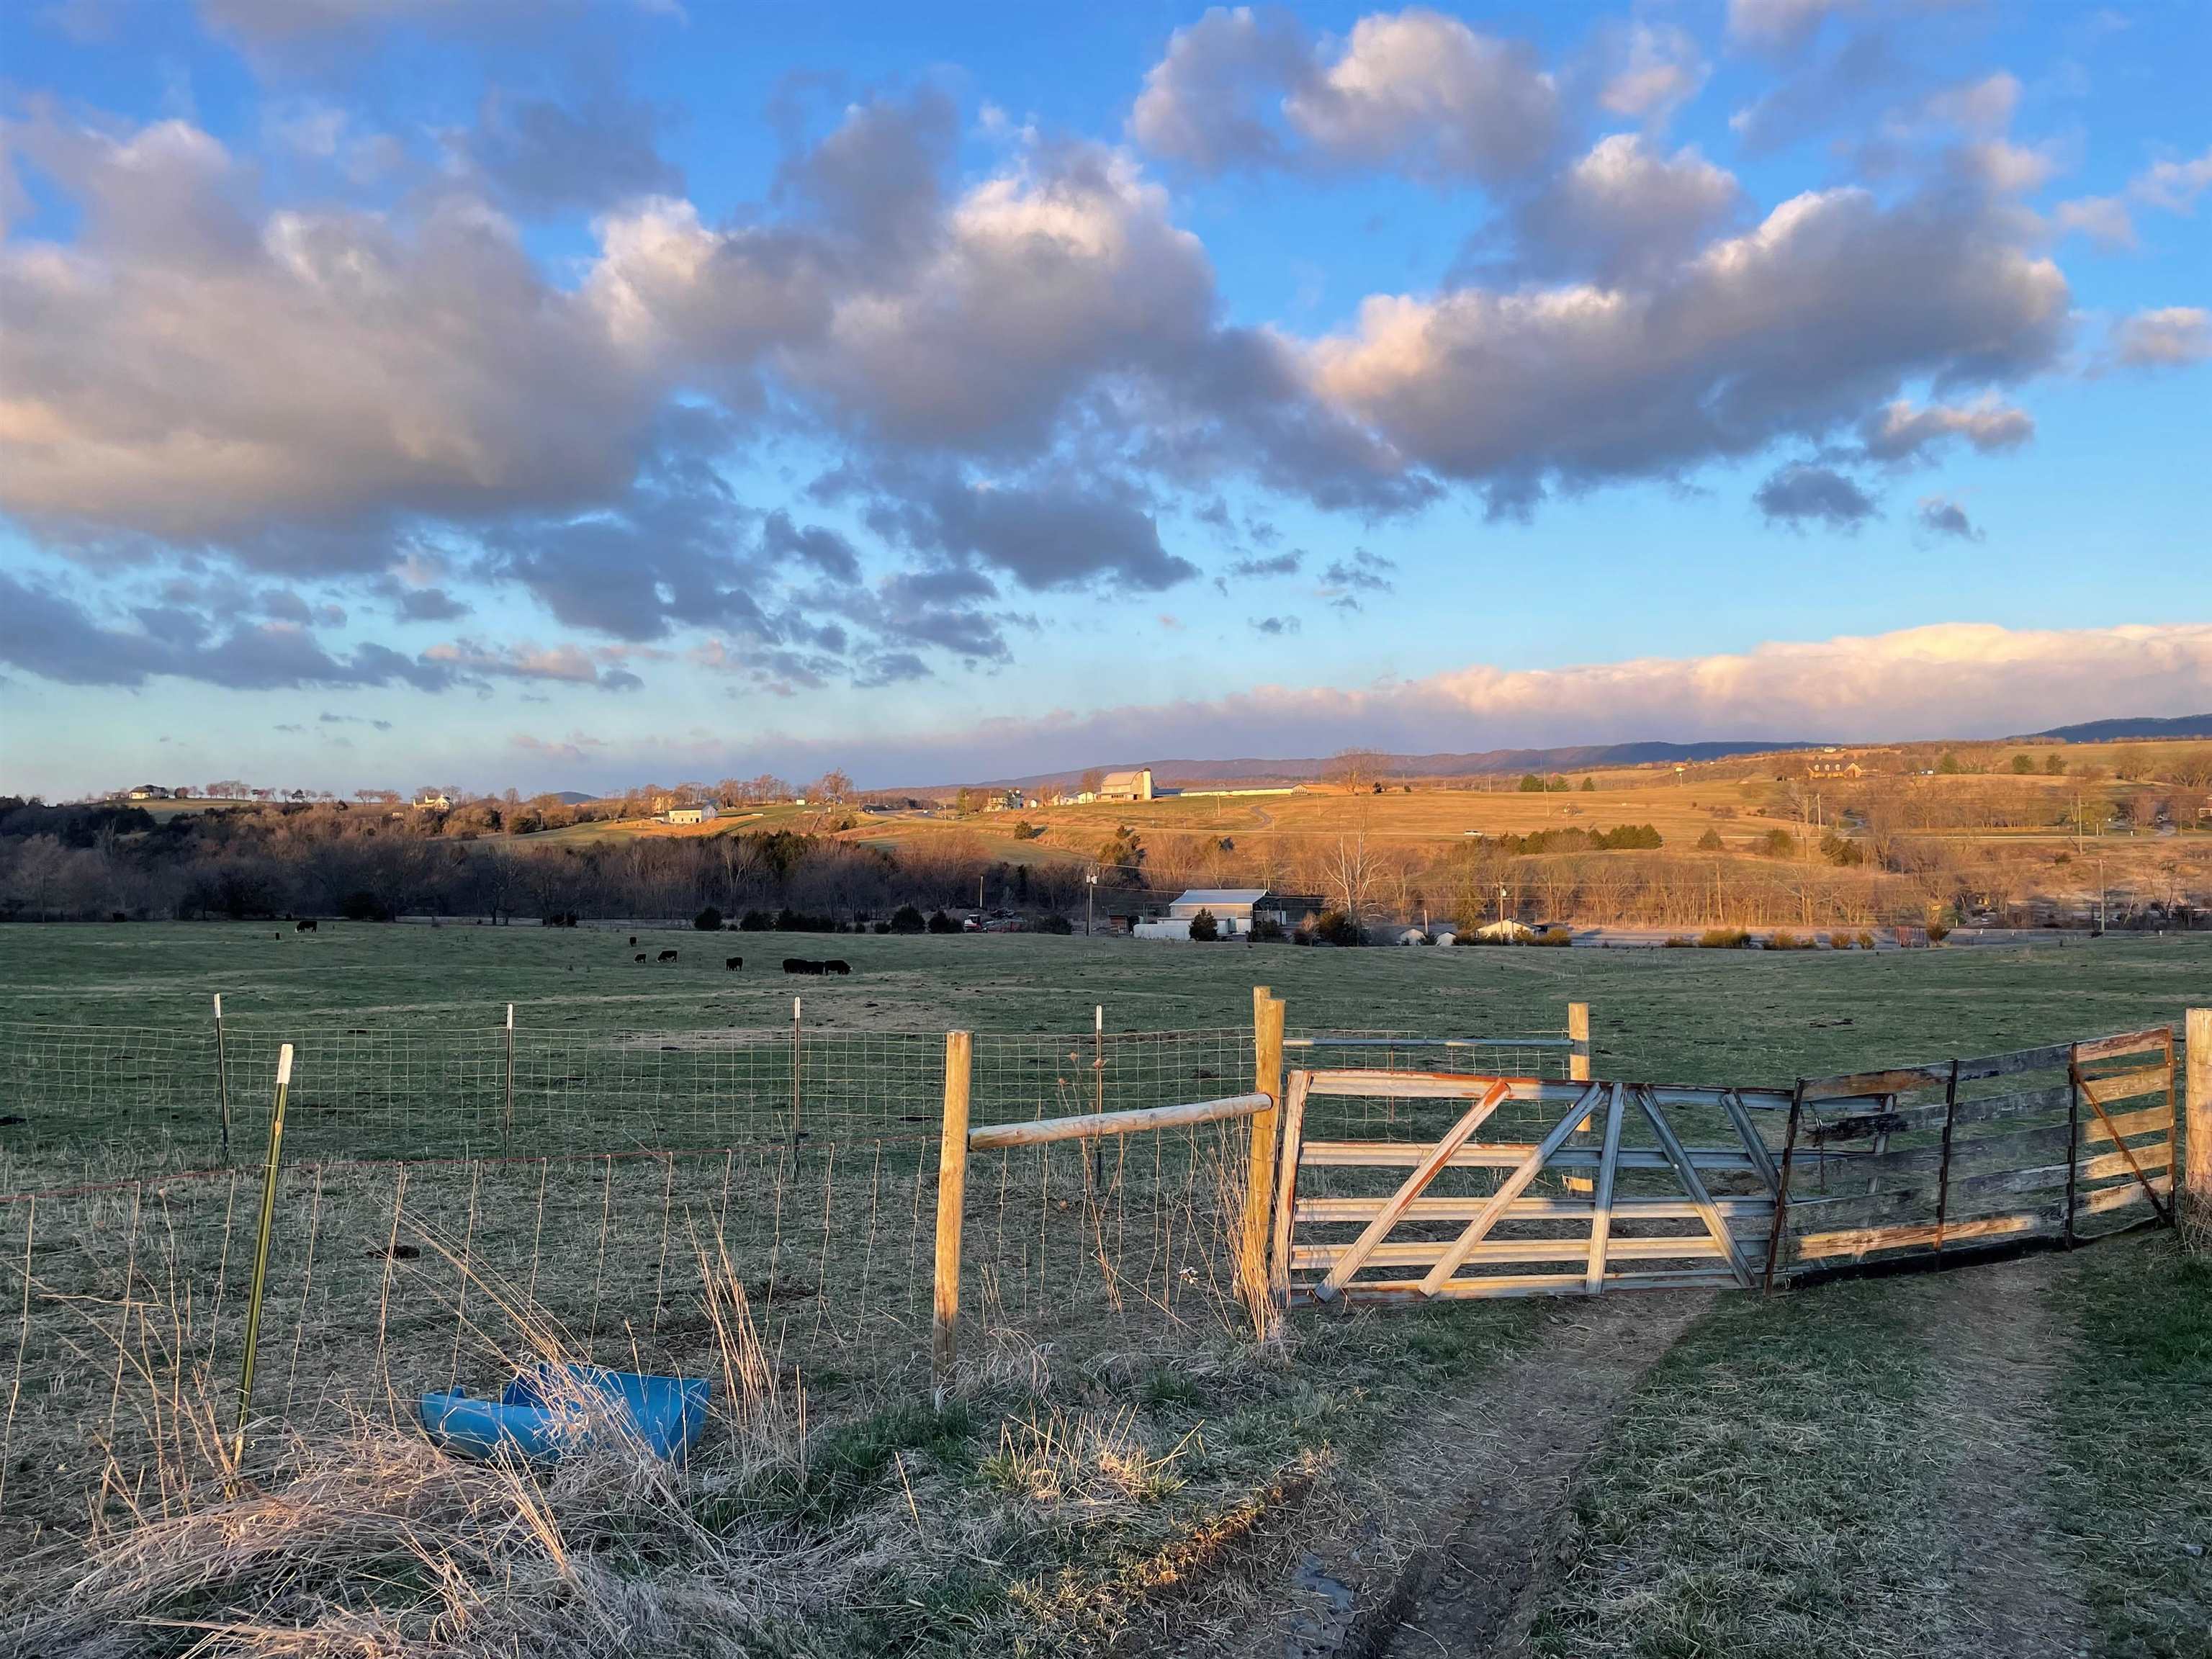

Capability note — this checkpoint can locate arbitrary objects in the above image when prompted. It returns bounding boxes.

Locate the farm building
[1132,888,1323,939]
[123,784,172,801]
[1097,768,1154,802]
[665,804,719,825]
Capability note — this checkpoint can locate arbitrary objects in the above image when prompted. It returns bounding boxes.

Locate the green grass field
[1,923,2203,1656]
[2,922,2203,1078]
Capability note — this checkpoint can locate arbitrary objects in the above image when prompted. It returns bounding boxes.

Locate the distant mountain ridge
[988,738,1822,791]
[2027,712,2212,742]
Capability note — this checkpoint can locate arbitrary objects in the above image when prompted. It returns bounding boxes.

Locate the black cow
[782,957,823,975]
[822,959,851,975]
[629,935,637,945]
[725,956,743,971]
[634,953,647,963]
[295,918,318,932]
[658,949,678,963]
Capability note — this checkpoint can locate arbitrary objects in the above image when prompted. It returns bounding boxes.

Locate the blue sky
[1,0,2206,797]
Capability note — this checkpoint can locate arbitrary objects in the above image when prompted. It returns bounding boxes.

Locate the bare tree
[1321,832,1377,926]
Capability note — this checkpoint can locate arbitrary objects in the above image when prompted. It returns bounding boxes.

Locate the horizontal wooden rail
[967,1092,1271,1152]
[1298,1139,1759,1174]
[1293,1193,1773,1224]
[1295,1069,1795,1112]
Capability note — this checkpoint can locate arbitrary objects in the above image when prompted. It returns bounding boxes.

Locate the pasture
[1,922,2205,1656]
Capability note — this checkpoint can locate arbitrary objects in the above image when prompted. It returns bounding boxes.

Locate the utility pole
[1085,868,1098,936]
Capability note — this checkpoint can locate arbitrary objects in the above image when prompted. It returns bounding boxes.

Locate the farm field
[1,919,2203,1077]
[1,923,2205,1656]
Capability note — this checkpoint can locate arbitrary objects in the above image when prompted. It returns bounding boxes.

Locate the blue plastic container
[418,1364,711,1465]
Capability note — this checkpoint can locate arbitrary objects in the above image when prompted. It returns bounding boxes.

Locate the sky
[0,0,2207,799]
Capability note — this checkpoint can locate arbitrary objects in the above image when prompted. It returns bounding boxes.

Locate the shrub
[1249,914,1287,942]
[1663,935,1695,948]
[693,905,723,931]
[737,909,773,932]
[927,909,960,934]
[1858,930,1877,950]
[888,904,926,934]
[1766,929,1813,950]
[1593,823,1663,850]
[1307,908,1362,946]
[1187,907,1220,942]
[1033,912,1073,934]
[1696,828,1725,851]
[1534,925,1573,946]
[1820,832,1864,866]
[1698,927,1750,948]
[1926,920,1951,943]
[1759,828,1797,856]
[1010,820,1046,840]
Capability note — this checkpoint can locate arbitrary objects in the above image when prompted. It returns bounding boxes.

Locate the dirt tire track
[1913,1252,2090,1659]
[1215,1291,1712,1659]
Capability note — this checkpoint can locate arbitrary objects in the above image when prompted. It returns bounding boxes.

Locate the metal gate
[1268,1068,1787,1303]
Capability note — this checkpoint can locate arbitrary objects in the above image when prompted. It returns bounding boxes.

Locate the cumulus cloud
[462,84,683,215]
[2112,306,2210,368]
[1307,186,2067,506]
[1226,551,1303,579]
[1131,6,1560,186]
[2053,143,2212,251]
[1753,463,1879,529]
[0,115,654,549]
[1857,396,2034,463]
[1249,613,1302,636]
[1509,135,1744,284]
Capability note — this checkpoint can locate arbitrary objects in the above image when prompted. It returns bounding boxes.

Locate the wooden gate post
[1564,1002,1595,1194]
[932,1030,972,1394]
[2186,1008,2211,1251]
[1238,988,1285,1327]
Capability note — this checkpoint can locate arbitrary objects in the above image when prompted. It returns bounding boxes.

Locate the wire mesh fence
[0,1022,1270,1569]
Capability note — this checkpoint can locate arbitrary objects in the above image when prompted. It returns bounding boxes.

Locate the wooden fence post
[932,1030,972,1395]
[1239,988,1285,1327]
[1565,1002,1594,1194]
[2064,1043,2082,1247]
[233,1043,293,1463]
[2186,1008,2211,1251]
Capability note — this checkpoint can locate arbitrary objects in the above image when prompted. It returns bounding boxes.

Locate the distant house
[1806,760,1865,779]
[413,793,452,811]
[1097,768,1154,802]
[124,784,171,801]
[665,804,718,826]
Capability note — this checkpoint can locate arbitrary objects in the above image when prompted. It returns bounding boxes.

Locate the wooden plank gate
[1268,1069,1789,1302]
[1267,1022,2183,1305]
[1766,1024,2179,1278]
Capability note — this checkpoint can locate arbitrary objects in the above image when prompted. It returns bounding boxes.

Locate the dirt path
[1912,1253,2090,1659]
[1222,1291,1713,1659]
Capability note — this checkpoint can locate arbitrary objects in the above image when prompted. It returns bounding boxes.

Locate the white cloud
[1858,395,2034,462]
[1511,135,1743,284]
[1304,186,2068,504]
[2111,306,2211,368]
[1130,6,1560,185]
[1596,23,1709,124]
[2130,144,2212,214]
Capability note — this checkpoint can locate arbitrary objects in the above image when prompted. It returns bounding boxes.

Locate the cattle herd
[281,919,855,977]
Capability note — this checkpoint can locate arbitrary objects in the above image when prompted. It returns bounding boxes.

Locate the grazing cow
[658,949,678,963]
[782,957,823,975]
[634,953,647,963]
[725,956,743,971]
[629,935,637,946]
[295,918,318,932]
[822,959,851,975]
